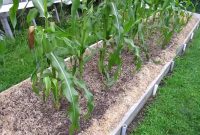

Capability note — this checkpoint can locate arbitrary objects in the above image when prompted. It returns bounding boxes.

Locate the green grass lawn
[131,29,200,135]
[0,32,35,92]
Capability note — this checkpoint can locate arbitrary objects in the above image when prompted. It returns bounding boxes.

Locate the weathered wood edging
[110,14,200,135]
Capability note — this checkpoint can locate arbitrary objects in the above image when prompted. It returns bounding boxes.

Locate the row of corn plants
[0,0,194,134]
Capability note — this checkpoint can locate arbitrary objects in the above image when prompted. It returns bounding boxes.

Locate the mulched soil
[0,16,198,135]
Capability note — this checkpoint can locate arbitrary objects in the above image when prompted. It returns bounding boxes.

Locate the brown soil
[0,16,199,135]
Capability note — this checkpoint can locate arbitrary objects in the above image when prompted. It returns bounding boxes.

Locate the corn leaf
[73,79,94,116]
[71,0,80,17]
[43,76,51,101]
[32,0,45,17]
[71,0,80,36]
[32,0,53,18]
[47,52,80,135]
[51,78,60,109]
[124,38,141,69]
[163,0,170,9]
[9,0,19,29]
[31,69,40,95]
[27,8,38,24]
[111,2,122,38]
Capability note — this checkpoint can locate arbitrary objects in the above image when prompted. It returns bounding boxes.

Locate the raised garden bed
[128,28,200,134]
[0,14,199,135]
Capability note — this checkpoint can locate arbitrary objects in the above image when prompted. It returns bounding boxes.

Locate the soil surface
[0,16,199,135]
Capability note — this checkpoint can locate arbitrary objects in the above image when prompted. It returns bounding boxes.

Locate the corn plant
[93,0,121,85]
[112,0,142,69]
[69,0,95,77]
[10,0,94,134]
[145,0,193,48]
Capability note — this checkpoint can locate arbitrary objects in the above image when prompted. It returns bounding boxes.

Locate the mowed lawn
[0,32,35,92]
[131,29,200,135]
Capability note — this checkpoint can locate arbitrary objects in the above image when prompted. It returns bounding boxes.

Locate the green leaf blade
[27,8,38,24]
[9,0,19,29]
[47,52,80,134]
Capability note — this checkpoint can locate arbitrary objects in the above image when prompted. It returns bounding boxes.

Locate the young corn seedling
[69,0,95,78]
[95,0,125,86]
[158,0,193,48]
